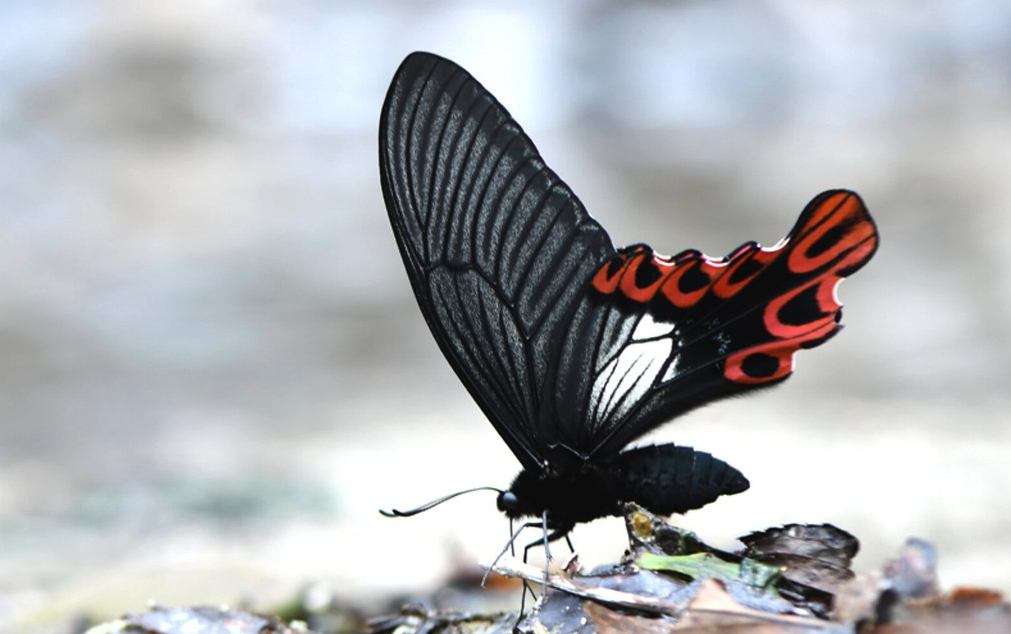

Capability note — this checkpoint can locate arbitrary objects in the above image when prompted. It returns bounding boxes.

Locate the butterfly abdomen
[612,444,749,516]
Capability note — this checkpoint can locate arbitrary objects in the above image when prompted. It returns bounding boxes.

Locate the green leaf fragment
[636,552,782,590]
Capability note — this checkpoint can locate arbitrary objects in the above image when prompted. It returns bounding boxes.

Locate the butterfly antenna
[379,486,502,518]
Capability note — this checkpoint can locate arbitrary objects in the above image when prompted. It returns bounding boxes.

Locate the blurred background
[3,0,1010,632]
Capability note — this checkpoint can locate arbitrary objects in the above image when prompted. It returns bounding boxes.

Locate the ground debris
[364,605,516,634]
[478,505,1010,634]
[82,506,1010,634]
[84,605,310,634]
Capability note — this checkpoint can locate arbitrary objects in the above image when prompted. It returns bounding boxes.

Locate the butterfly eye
[496,491,519,513]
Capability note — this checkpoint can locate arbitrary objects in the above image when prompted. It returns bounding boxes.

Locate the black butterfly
[378,52,878,543]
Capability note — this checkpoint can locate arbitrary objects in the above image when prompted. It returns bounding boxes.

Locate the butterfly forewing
[379,52,614,470]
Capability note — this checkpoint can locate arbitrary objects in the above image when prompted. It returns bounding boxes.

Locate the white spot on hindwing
[632,312,675,340]
[591,314,675,425]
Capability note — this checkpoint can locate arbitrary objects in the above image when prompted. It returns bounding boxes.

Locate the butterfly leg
[539,511,550,600]
[520,516,575,601]
[484,518,540,588]
[513,517,550,617]
[491,517,576,615]
[520,520,575,562]
[520,513,555,611]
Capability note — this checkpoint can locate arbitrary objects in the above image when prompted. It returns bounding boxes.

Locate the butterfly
[378,52,878,544]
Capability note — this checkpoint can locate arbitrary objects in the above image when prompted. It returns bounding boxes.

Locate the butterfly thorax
[498,462,623,526]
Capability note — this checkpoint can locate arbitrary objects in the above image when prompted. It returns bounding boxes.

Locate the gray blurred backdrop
[3,1,1010,632]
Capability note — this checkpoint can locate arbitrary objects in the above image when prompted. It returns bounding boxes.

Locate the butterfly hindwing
[379,52,615,470]
[593,190,877,385]
[547,190,878,459]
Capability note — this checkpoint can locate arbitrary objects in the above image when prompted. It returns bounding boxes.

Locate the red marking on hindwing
[658,261,709,308]
[593,239,783,312]
[591,268,619,294]
[724,318,838,384]
[712,248,776,299]
[764,279,835,339]
[788,192,876,274]
[619,253,668,303]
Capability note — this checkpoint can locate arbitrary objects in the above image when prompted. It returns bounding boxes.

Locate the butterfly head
[496,490,520,516]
